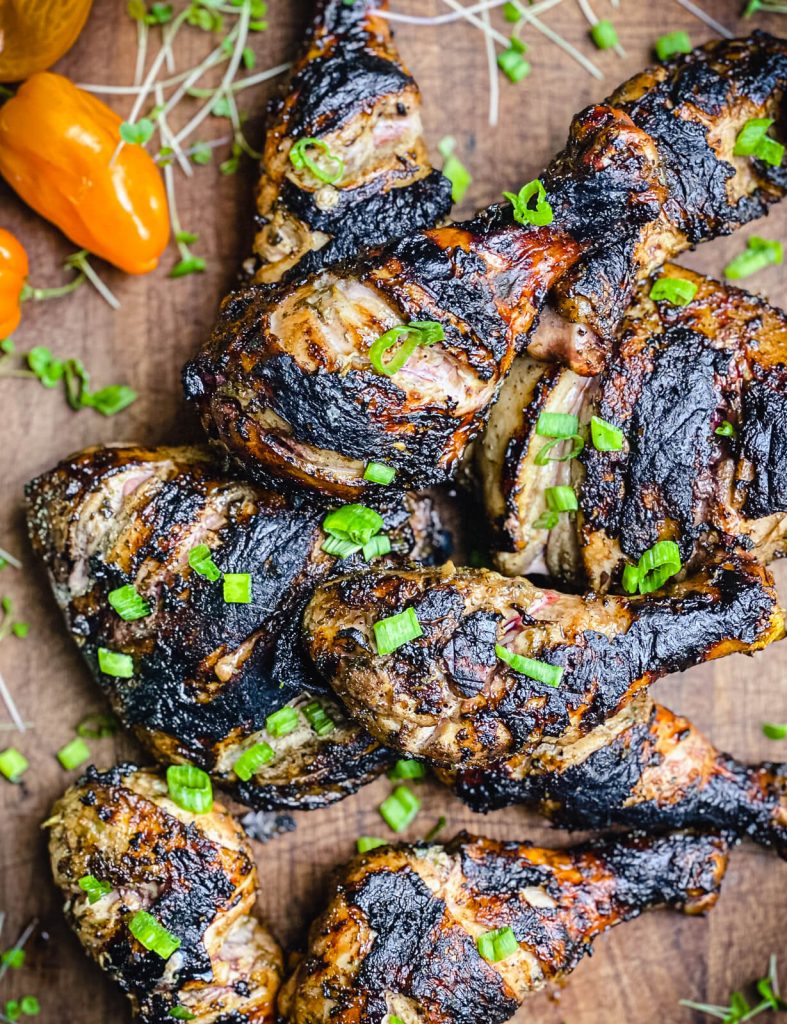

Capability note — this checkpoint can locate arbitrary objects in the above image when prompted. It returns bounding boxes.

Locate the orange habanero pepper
[0,228,29,338]
[0,72,170,275]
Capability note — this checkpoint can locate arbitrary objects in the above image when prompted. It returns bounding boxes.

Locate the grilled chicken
[26,445,451,810]
[481,263,787,589]
[450,693,787,858]
[303,560,784,769]
[185,33,787,497]
[278,829,729,1024]
[250,0,452,285]
[46,764,282,1023]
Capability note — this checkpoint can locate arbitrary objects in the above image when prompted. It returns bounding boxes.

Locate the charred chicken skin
[251,0,452,285]
[481,263,787,589]
[303,561,784,769]
[450,693,787,858]
[185,33,787,497]
[47,764,283,1024]
[25,445,450,810]
[278,830,729,1024]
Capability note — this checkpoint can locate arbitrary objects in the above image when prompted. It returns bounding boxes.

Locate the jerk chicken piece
[481,263,787,589]
[26,445,450,810]
[251,0,452,285]
[449,693,787,858]
[47,764,283,1023]
[185,33,787,497]
[303,561,784,770]
[278,829,729,1024]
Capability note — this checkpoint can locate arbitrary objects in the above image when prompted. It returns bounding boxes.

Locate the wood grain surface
[1,1,786,1021]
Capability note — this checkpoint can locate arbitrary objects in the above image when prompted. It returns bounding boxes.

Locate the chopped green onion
[356,836,388,853]
[637,540,682,594]
[373,607,423,655]
[265,706,299,738]
[129,910,180,960]
[78,874,112,904]
[57,738,91,771]
[424,815,447,842]
[734,118,784,167]
[77,712,118,739]
[289,137,344,184]
[303,700,335,737]
[655,31,691,61]
[503,179,553,226]
[545,486,578,512]
[234,743,275,781]
[476,926,519,962]
[389,1017,406,1024]
[188,543,221,581]
[497,42,531,83]
[379,785,421,832]
[1,949,24,969]
[323,504,384,545]
[0,747,28,782]
[363,535,392,562]
[533,510,559,530]
[591,19,619,50]
[19,997,39,1017]
[223,572,252,604]
[591,416,624,452]
[534,434,584,466]
[363,461,397,485]
[762,723,787,740]
[368,321,445,376]
[622,563,641,594]
[649,276,698,306]
[536,412,578,437]
[97,647,134,677]
[322,535,362,558]
[108,584,151,621]
[166,764,213,813]
[715,420,736,438]
[388,759,427,781]
[495,643,563,688]
[437,136,473,204]
[11,622,28,639]
[724,236,783,280]
[168,1008,195,1021]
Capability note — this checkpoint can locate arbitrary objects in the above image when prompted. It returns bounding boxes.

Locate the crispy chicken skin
[278,830,729,1024]
[251,0,452,285]
[185,34,787,497]
[46,764,282,1024]
[25,445,450,810]
[482,263,787,589]
[303,560,784,769]
[450,694,787,858]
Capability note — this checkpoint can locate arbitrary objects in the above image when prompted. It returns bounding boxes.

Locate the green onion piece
[169,1008,195,1021]
[322,535,362,558]
[438,136,473,203]
[762,723,787,740]
[0,747,28,782]
[166,764,213,813]
[622,563,640,594]
[424,815,447,842]
[476,926,519,962]
[637,540,682,594]
[1,949,25,969]
[533,510,559,530]
[545,485,578,512]
[289,137,344,184]
[724,236,783,280]
[503,178,553,226]
[495,643,563,688]
[303,700,336,737]
[356,836,388,853]
[5,1000,19,1022]
[265,706,299,738]
[77,712,118,739]
[223,572,252,604]
[715,420,736,438]
[129,910,181,960]
[379,785,421,832]
[734,117,784,166]
[503,1,521,21]
[12,622,28,639]
[649,276,698,306]
[188,543,221,581]
[756,135,785,166]
[78,874,112,904]
[57,738,91,771]
[591,19,619,50]
[108,584,151,621]
[591,416,624,452]
[363,535,392,562]
[19,997,39,1017]
[536,411,579,438]
[97,647,134,677]
[234,743,275,781]
[388,759,427,781]
[534,434,584,466]
[363,461,397,485]
[497,44,531,83]
[373,607,423,655]
[323,504,384,545]
[655,30,691,61]
[389,1017,406,1024]
[368,321,445,376]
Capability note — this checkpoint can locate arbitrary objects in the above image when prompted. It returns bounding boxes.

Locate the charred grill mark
[739,378,787,517]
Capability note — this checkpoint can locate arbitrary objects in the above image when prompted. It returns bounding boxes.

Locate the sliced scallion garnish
[78,875,112,904]
[363,461,397,485]
[534,434,584,466]
[362,535,392,562]
[97,647,134,678]
[388,759,427,781]
[166,764,213,813]
[108,584,151,621]
[368,321,445,376]
[373,607,423,655]
[356,836,388,853]
[169,1008,196,1021]
[495,643,563,688]
[591,416,624,452]
[655,31,691,61]
[289,137,344,184]
[649,276,698,306]
[536,412,578,437]
[129,911,180,960]
[379,785,421,832]
[715,420,736,438]
[188,543,221,581]
[322,535,362,558]
[303,700,335,737]
[477,926,519,962]
[763,723,787,740]
[622,540,682,595]
[234,743,275,781]
[533,510,559,530]
[734,117,784,167]
[591,19,619,50]
[57,738,91,771]
[0,747,28,783]
[223,572,252,604]
[503,178,553,227]
[545,485,578,513]
[265,706,299,738]
[724,236,783,280]
[323,505,384,546]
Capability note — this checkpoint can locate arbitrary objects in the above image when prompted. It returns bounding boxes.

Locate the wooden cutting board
[1,2,785,1021]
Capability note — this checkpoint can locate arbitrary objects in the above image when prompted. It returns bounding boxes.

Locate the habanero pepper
[0,72,170,275]
[0,228,29,338]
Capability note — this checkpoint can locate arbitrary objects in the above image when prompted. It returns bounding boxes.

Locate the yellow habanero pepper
[0,0,93,82]
[0,228,29,338]
[0,72,170,275]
